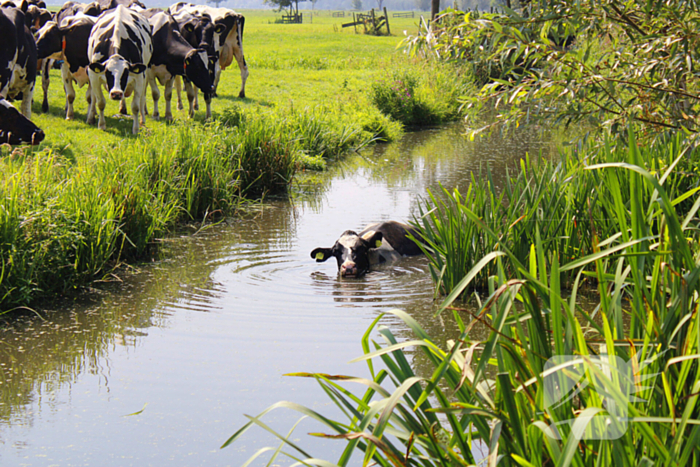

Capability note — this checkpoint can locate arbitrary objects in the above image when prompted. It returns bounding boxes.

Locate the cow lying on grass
[311,221,423,278]
[0,97,44,145]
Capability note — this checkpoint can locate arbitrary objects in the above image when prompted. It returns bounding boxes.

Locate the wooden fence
[341,7,391,36]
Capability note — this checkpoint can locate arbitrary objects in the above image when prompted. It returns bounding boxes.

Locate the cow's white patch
[73,67,89,86]
[151,65,172,86]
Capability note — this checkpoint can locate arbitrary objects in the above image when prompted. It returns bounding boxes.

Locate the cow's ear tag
[315,252,325,260]
[375,240,382,248]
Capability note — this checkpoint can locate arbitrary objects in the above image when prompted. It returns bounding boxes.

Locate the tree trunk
[431,0,439,19]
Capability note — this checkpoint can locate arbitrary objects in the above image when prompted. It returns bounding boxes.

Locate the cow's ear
[88,62,105,73]
[129,63,147,74]
[183,21,195,33]
[311,248,333,262]
[365,232,383,249]
[214,23,226,34]
[18,0,28,13]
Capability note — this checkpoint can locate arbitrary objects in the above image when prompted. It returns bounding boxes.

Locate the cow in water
[0,97,44,145]
[145,11,213,121]
[86,5,152,134]
[311,221,424,277]
[0,4,38,119]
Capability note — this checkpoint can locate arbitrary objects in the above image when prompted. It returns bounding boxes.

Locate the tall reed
[415,131,700,300]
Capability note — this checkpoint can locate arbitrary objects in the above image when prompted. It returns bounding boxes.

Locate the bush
[369,71,434,127]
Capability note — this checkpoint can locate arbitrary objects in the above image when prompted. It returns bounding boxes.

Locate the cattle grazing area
[0,8,464,310]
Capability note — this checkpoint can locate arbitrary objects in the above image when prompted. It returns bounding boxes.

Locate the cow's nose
[340,262,357,277]
[109,90,123,100]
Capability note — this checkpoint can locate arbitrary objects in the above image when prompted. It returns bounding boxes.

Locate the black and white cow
[86,4,152,134]
[168,5,221,117]
[0,97,44,145]
[24,3,51,30]
[311,221,424,277]
[146,11,213,121]
[169,2,247,98]
[96,0,145,11]
[35,13,96,119]
[0,5,38,119]
[55,0,101,25]
[24,4,54,113]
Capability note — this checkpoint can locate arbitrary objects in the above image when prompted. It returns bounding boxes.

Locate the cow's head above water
[311,229,384,278]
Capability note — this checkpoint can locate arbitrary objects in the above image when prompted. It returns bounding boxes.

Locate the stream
[0,123,552,465]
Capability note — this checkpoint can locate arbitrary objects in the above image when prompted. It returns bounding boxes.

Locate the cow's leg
[148,72,160,121]
[85,81,94,124]
[40,59,50,113]
[131,75,144,134]
[175,75,183,110]
[185,81,196,118]
[163,77,174,122]
[204,92,212,120]
[193,86,199,111]
[89,78,106,130]
[119,97,128,115]
[232,45,248,99]
[85,82,92,108]
[140,86,147,125]
[212,60,221,97]
[62,64,77,120]
[20,84,34,119]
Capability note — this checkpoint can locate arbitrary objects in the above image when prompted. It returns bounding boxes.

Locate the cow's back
[360,221,423,257]
[88,4,151,66]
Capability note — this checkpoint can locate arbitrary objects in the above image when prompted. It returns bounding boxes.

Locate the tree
[206,0,225,7]
[351,0,362,10]
[405,0,700,142]
[264,0,299,16]
[415,0,430,12]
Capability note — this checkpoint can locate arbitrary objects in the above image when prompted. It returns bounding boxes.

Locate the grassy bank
[0,10,466,311]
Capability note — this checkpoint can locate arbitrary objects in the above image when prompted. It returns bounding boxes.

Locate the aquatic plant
[415,130,700,298]
[368,63,467,128]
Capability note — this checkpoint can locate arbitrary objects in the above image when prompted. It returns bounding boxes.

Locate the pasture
[29,9,426,151]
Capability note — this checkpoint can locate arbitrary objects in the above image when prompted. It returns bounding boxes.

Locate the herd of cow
[0,0,248,145]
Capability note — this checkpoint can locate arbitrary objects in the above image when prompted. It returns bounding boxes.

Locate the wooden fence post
[383,6,390,35]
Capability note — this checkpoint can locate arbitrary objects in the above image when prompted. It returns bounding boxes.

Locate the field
[30,9,425,151]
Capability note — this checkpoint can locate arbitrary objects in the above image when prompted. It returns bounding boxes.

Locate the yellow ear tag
[315,252,325,260]
[375,240,382,248]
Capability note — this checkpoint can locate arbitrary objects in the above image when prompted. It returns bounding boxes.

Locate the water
[0,123,551,465]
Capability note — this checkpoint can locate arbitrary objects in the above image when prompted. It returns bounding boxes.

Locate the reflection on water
[0,122,552,465]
